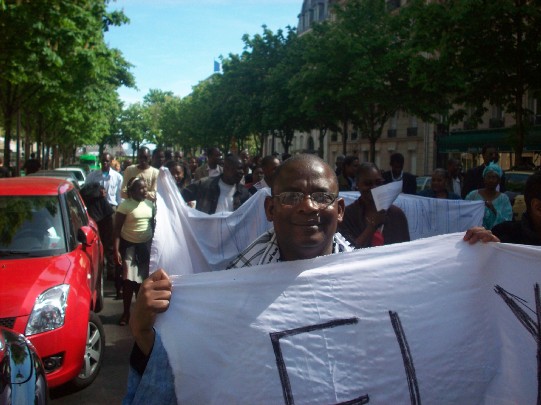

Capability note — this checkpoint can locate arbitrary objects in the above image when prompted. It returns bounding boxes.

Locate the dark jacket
[80,182,114,222]
[382,171,417,195]
[492,214,541,246]
[338,200,410,248]
[181,175,251,215]
[462,164,506,198]
[338,173,355,192]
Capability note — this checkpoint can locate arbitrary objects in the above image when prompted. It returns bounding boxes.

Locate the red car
[0,177,105,389]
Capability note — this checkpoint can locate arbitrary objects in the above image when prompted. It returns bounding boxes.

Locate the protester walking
[113,177,155,326]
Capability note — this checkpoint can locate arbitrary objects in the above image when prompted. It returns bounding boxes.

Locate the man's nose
[298,195,319,211]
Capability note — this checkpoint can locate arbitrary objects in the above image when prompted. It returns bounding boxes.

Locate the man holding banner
[124,154,353,404]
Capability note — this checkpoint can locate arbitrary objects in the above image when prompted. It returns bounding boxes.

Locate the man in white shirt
[86,152,123,208]
[85,152,124,295]
[181,154,251,214]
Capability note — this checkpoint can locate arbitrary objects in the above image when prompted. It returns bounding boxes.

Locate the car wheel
[70,311,105,389]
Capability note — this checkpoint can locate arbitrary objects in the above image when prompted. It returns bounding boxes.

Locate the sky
[104,0,302,105]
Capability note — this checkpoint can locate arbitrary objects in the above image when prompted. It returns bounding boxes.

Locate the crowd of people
[7,143,539,402]
[119,150,540,403]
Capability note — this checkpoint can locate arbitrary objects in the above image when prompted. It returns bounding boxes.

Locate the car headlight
[25,285,70,336]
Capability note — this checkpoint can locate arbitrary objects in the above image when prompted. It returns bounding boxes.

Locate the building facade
[275,0,541,174]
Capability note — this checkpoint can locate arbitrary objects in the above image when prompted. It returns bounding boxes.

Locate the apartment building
[266,0,541,174]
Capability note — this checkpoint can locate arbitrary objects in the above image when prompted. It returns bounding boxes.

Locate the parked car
[0,177,105,389]
[27,170,80,190]
[416,176,431,193]
[504,170,534,220]
[54,167,86,188]
[0,326,48,404]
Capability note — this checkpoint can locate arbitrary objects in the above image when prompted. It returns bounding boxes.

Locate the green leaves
[0,0,134,166]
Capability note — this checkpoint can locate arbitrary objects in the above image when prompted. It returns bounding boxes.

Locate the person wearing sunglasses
[339,162,410,248]
[124,154,354,404]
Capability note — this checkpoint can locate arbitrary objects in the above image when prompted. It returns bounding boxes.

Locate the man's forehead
[275,162,336,190]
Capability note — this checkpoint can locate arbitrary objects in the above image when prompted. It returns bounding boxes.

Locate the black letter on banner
[494,283,541,404]
[269,317,369,405]
[389,311,422,405]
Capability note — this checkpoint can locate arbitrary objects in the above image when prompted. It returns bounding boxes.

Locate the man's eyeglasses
[273,192,338,209]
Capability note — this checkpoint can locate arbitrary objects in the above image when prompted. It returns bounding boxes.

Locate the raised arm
[130,269,172,356]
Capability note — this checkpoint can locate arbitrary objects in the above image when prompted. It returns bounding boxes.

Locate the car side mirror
[77,226,97,246]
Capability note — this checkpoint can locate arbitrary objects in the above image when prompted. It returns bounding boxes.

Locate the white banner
[150,168,272,273]
[340,192,485,241]
[151,170,484,276]
[156,234,541,404]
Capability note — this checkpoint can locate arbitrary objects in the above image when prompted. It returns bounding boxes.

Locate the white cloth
[215,179,236,213]
[150,169,272,273]
[340,192,485,241]
[156,234,541,404]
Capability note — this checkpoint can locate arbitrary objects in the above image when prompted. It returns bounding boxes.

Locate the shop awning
[437,127,541,153]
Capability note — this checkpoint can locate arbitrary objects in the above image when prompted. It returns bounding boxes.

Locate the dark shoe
[119,314,129,326]
[115,290,123,300]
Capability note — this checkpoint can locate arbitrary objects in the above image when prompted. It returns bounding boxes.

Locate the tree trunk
[342,118,349,156]
[514,89,525,167]
[318,128,327,158]
[3,113,13,169]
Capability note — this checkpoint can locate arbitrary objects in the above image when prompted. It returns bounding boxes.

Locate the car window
[505,172,531,193]
[72,171,84,181]
[0,196,67,257]
[65,190,88,248]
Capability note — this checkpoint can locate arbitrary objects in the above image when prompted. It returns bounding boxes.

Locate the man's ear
[336,197,345,224]
[264,196,274,222]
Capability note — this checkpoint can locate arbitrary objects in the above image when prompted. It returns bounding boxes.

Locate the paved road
[50,281,133,404]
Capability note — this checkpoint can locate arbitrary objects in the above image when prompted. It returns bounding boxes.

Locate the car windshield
[60,169,84,181]
[505,172,531,193]
[0,196,67,258]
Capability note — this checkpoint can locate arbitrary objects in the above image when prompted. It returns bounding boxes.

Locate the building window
[387,129,397,138]
[331,132,338,142]
[489,105,504,128]
[407,127,418,136]
[318,3,325,21]
[308,136,315,151]
[351,131,358,141]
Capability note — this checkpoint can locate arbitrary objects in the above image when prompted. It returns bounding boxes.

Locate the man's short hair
[139,146,150,155]
[481,144,497,155]
[261,155,279,169]
[342,155,358,168]
[223,154,241,167]
[524,172,541,212]
[272,154,336,194]
[390,152,404,165]
[355,162,379,182]
[447,158,460,166]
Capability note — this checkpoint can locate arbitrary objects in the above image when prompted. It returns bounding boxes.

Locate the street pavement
[50,280,133,404]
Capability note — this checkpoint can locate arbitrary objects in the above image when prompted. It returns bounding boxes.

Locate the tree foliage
[0,0,134,167]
